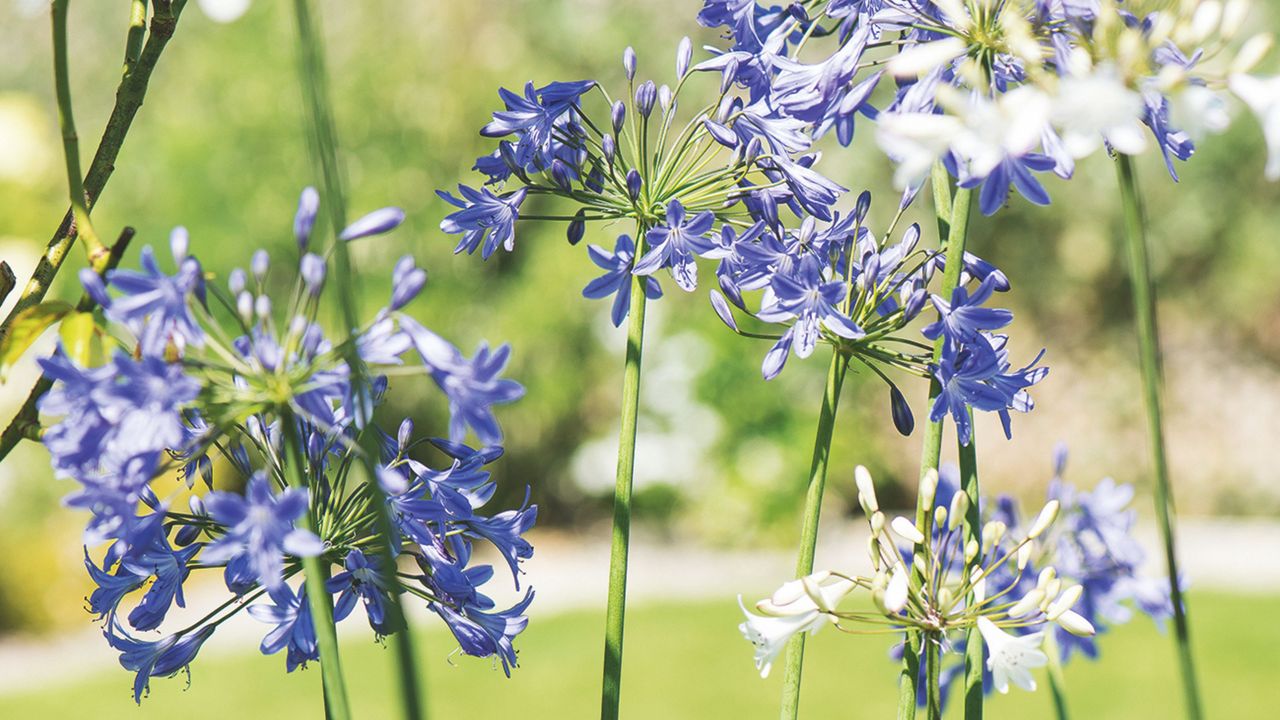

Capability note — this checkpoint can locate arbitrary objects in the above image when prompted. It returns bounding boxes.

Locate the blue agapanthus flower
[633,201,719,292]
[438,185,528,260]
[584,234,663,327]
[39,188,536,700]
[201,472,325,591]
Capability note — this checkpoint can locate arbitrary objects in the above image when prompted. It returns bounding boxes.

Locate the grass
[0,591,1275,718]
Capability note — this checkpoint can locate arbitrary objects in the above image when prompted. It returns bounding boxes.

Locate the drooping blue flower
[120,539,201,632]
[757,258,864,377]
[103,242,205,355]
[928,338,1009,446]
[464,495,538,586]
[400,317,525,445]
[432,587,535,677]
[105,619,216,703]
[328,549,396,635]
[583,234,663,327]
[480,80,594,172]
[438,185,527,260]
[633,201,719,291]
[200,472,324,590]
[247,583,324,672]
[958,154,1057,216]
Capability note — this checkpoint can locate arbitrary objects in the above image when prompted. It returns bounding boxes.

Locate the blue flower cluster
[693,0,1227,216]
[439,37,1047,442]
[40,189,535,701]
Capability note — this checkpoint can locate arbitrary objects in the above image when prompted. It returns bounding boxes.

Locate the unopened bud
[855,465,879,513]
[1056,609,1097,636]
[1027,500,1060,538]
[1046,584,1083,620]
[892,516,926,545]
[1008,589,1045,618]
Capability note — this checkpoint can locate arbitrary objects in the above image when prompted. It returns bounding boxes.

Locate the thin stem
[1044,631,1070,720]
[899,167,972,720]
[959,413,983,720]
[50,0,105,262]
[778,349,850,720]
[1114,154,1203,720]
[282,413,352,720]
[600,231,651,720]
[0,0,187,346]
[925,631,942,720]
[292,3,424,718]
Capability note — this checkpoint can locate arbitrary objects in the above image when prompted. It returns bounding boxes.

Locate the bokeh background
[1,0,1278,717]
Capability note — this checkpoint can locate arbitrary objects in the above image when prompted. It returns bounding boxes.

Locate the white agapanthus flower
[739,467,1094,691]
[1052,63,1149,158]
[737,571,855,678]
[976,617,1049,693]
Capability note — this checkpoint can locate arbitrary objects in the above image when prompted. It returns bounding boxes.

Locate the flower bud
[340,207,406,242]
[903,287,927,320]
[601,133,617,164]
[676,36,692,77]
[1231,32,1273,74]
[658,84,673,114]
[623,46,637,81]
[611,100,627,134]
[236,291,253,324]
[1046,584,1082,620]
[721,57,740,94]
[1056,609,1097,636]
[635,80,657,117]
[892,516,925,545]
[964,539,980,564]
[499,141,521,174]
[869,511,886,536]
[1027,500,1059,538]
[228,267,247,296]
[626,169,643,200]
[300,252,326,295]
[982,520,1006,552]
[294,186,320,250]
[788,3,809,22]
[1008,588,1045,618]
[254,294,272,320]
[550,159,574,191]
[937,587,953,610]
[933,506,947,529]
[855,465,879,513]
[1037,566,1057,590]
[919,468,937,510]
[970,566,986,602]
[251,249,269,281]
[1044,578,1062,603]
[948,492,968,531]
[567,210,587,246]
[743,136,762,166]
[1016,542,1033,570]
[704,118,738,148]
[884,566,908,613]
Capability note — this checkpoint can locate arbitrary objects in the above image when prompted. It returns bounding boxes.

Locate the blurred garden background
[1,0,1278,716]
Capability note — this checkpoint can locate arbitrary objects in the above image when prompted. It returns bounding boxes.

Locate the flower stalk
[958,414,983,720]
[1044,631,1070,720]
[778,348,850,720]
[899,171,973,719]
[1113,154,1203,720]
[51,0,105,264]
[282,412,353,720]
[292,2,425,717]
[600,231,651,720]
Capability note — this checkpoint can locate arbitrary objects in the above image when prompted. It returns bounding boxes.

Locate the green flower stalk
[1114,154,1203,720]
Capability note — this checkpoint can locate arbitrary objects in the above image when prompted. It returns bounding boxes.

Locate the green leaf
[58,311,97,367]
[0,301,73,382]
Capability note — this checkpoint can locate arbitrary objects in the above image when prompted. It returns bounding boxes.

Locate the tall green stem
[899,169,972,720]
[1114,155,1203,720]
[1044,631,1070,720]
[50,0,104,262]
[292,2,424,717]
[958,415,982,720]
[600,250,651,720]
[283,414,352,720]
[778,349,850,720]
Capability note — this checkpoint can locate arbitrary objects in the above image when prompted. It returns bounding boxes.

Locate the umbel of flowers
[739,463,1133,697]
[38,189,534,701]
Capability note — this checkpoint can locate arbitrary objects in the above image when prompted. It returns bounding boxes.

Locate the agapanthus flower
[38,188,536,699]
[438,185,527,260]
[584,234,664,327]
[740,467,1093,694]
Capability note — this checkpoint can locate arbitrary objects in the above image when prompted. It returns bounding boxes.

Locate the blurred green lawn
[1,591,1274,718]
